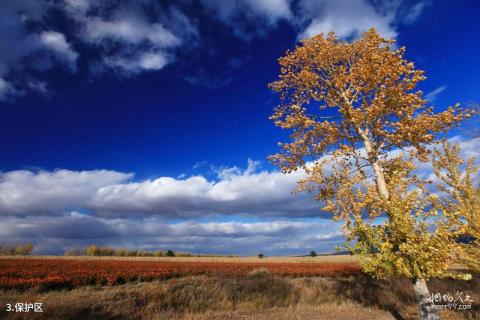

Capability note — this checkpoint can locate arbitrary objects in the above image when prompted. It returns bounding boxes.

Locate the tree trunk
[370,160,390,199]
[412,278,439,320]
[360,133,390,200]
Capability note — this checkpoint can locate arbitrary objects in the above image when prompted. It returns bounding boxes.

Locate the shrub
[127,250,138,257]
[14,243,33,255]
[64,248,86,256]
[98,247,114,256]
[0,243,34,256]
[86,245,100,256]
[114,249,129,257]
[138,251,150,257]
[310,251,317,257]
[175,252,193,257]
[258,253,264,259]
[66,245,236,257]
[246,268,271,279]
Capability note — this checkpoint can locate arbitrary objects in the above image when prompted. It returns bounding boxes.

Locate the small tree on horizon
[269,28,477,320]
[310,251,317,257]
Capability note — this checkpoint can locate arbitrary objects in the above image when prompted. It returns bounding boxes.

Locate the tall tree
[269,29,477,320]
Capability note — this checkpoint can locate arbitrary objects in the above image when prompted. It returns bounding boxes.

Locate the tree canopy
[269,28,477,281]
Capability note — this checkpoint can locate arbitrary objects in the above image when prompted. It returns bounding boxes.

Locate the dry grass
[1,270,478,320]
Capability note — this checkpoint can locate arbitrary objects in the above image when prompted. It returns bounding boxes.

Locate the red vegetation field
[0,258,360,290]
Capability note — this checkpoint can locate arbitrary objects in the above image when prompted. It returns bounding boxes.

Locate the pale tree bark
[360,133,390,200]
[413,278,439,320]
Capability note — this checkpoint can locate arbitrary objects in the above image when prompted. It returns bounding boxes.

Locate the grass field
[0,256,478,319]
[0,256,361,290]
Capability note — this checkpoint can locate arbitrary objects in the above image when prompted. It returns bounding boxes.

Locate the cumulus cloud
[90,169,320,218]
[84,17,181,47]
[0,169,132,216]
[198,0,434,42]
[0,161,317,219]
[0,0,195,99]
[39,31,79,70]
[244,0,292,22]
[101,52,170,75]
[0,0,431,100]
[200,0,292,39]
[0,137,477,254]
[0,214,344,255]
[199,0,429,41]
[297,0,399,40]
[71,2,194,76]
[0,78,19,100]
[201,0,291,25]
[63,0,90,15]
[0,1,51,100]
[0,2,79,100]
[0,137,478,219]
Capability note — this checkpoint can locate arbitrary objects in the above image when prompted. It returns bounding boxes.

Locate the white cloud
[0,1,196,99]
[0,169,132,216]
[0,137,478,219]
[0,137,478,254]
[245,158,262,175]
[200,0,428,41]
[200,0,292,39]
[425,85,447,102]
[39,31,79,69]
[243,0,292,22]
[0,214,344,255]
[63,0,90,15]
[102,52,169,75]
[84,17,181,47]
[0,0,430,100]
[404,1,429,24]
[0,78,19,100]
[138,52,169,70]
[86,136,479,219]
[201,0,291,23]
[0,1,50,100]
[90,162,318,218]
[77,6,191,76]
[26,78,49,95]
[0,159,317,219]
[298,0,399,40]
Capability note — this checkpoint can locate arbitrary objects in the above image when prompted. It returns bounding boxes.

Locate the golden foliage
[269,28,477,281]
[431,143,479,274]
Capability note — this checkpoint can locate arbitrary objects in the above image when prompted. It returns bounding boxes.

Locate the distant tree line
[64,245,238,258]
[0,243,33,255]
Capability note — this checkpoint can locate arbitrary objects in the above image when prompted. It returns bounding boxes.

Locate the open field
[0,254,360,263]
[0,256,478,319]
[0,256,360,290]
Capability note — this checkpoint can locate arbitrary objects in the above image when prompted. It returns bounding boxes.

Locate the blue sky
[0,0,479,255]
